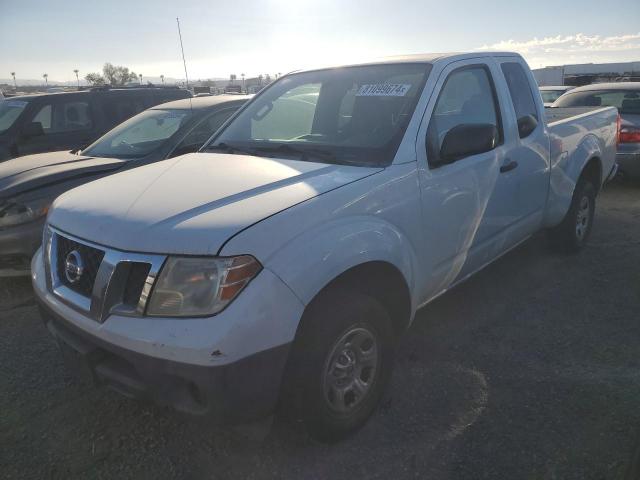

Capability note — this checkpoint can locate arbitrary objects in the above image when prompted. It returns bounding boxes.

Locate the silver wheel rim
[575,195,591,241]
[322,326,379,414]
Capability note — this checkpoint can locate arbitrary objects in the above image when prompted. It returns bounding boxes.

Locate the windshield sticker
[6,100,28,108]
[356,84,411,97]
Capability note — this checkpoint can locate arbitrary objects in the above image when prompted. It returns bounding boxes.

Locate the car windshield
[83,108,193,158]
[207,63,432,166]
[0,99,29,134]
[540,90,566,103]
[553,89,640,114]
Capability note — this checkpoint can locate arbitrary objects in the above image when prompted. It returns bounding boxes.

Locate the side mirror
[517,114,538,138]
[439,123,498,163]
[21,122,45,138]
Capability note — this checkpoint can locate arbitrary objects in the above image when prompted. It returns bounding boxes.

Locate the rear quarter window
[500,62,539,137]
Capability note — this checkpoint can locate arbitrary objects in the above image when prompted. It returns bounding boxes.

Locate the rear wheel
[547,177,596,253]
[282,290,395,442]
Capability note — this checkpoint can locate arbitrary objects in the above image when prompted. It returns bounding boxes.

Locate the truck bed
[544,106,612,126]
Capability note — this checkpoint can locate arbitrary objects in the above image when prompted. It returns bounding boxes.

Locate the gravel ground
[1,180,640,479]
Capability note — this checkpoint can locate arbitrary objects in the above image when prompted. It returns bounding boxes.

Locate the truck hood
[0,151,125,198]
[48,152,381,255]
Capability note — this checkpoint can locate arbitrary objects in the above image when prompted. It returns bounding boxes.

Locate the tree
[42,73,48,87]
[85,72,105,86]
[85,63,138,87]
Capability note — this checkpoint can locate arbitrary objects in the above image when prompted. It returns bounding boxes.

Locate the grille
[55,234,105,297]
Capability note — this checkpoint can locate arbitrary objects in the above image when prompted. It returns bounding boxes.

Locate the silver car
[553,82,640,177]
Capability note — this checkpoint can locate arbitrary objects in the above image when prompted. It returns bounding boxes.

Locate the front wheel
[282,291,395,442]
[547,177,596,253]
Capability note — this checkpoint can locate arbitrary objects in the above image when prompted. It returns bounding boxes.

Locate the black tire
[547,177,596,253]
[281,290,395,443]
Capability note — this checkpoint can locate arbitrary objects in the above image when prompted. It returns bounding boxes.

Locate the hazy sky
[1,0,639,82]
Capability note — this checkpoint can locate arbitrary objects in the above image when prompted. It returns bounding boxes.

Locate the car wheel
[548,177,596,253]
[282,290,395,442]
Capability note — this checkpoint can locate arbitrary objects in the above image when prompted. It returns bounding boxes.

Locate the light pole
[10,72,16,90]
[160,74,164,85]
[73,69,79,89]
[241,73,245,93]
[43,73,48,88]
[139,73,143,85]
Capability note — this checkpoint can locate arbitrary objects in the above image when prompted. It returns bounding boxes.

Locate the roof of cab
[151,94,252,111]
[7,87,191,102]
[290,51,522,75]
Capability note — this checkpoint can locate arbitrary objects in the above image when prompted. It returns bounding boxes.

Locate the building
[533,61,640,86]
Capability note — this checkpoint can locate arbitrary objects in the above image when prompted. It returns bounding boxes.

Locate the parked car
[539,85,574,106]
[33,52,617,442]
[552,82,640,177]
[0,95,250,276]
[0,86,192,161]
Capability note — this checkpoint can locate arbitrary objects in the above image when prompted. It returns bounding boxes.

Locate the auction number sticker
[356,84,411,96]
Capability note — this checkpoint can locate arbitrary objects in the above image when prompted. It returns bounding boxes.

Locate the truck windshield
[83,109,192,159]
[553,89,640,115]
[207,63,432,166]
[0,99,29,134]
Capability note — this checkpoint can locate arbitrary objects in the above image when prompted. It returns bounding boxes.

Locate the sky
[1,0,639,83]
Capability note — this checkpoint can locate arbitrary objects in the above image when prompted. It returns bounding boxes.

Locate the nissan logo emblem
[64,250,84,284]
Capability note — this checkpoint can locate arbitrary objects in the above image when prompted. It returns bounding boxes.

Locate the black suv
[0,86,191,161]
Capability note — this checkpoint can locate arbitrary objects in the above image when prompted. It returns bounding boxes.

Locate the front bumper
[32,247,305,423]
[38,299,290,423]
[616,152,640,178]
[0,218,44,277]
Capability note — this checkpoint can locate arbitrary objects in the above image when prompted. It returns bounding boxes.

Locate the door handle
[500,160,518,173]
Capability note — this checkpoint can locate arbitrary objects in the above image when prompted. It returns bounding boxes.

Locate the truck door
[494,58,549,245]
[415,60,519,296]
[17,96,96,155]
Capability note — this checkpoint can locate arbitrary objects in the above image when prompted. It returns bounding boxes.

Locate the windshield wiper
[254,144,340,164]
[207,142,264,157]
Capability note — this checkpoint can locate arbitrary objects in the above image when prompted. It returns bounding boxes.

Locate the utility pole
[74,69,80,89]
[10,72,16,90]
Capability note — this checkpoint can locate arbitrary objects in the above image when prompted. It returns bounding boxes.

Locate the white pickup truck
[32,52,618,442]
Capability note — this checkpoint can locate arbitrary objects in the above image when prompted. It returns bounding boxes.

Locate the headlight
[0,196,51,228]
[146,255,262,317]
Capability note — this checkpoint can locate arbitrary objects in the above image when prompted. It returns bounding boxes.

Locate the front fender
[544,133,602,228]
[265,215,418,311]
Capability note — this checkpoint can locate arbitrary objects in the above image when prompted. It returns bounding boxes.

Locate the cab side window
[170,108,237,157]
[500,62,539,138]
[427,66,501,167]
[30,101,93,134]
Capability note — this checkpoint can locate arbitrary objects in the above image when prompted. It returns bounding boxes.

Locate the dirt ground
[1,180,640,480]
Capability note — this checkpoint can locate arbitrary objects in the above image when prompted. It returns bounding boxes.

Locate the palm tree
[139,73,143,85]
[10,72,16,90]
[73,69,80,89]
[43,73,48,87]
[160,74,165,85]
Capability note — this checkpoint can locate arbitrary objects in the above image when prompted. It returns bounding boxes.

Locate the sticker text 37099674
[356,84,411,97]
